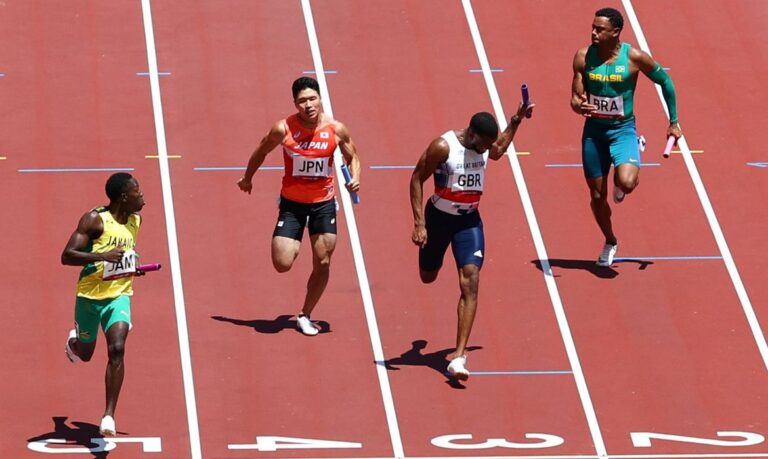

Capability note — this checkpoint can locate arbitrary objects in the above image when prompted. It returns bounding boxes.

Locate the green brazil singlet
[584,42,637,124]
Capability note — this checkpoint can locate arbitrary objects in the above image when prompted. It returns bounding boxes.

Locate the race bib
[103,249,138,281]
[589,94,625,118]
[292,155,331,177]
[449,170,484,192]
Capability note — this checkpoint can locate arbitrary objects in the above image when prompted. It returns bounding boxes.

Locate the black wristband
[511,115,521,125]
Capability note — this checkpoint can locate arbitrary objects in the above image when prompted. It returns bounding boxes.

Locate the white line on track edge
[622,0,768,372]
[276,453,768,459]
[300,1,405,458]
[140,1,203,458]
[460,1,608,457]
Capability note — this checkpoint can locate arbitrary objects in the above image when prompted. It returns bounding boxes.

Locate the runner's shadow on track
[211,314,332,335]
[532,258,653,279]
[27,416,121,458]
[382,340,482,389]
[533,259,615,279]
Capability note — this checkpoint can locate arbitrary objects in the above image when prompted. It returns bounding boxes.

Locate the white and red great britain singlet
[280,113,338,203]
[430,130,488,215]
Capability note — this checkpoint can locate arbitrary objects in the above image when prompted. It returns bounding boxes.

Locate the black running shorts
[273,196,337,241]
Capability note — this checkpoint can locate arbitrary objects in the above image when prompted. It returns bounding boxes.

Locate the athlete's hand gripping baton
[340,164,360,204]
[662,136,675,158]
[521,84,532,118]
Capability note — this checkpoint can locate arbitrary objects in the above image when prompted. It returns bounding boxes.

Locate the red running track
[2,1,768,458]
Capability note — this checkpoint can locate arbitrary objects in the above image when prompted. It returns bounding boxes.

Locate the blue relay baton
[340,164,360,204]
[521,84,532,118]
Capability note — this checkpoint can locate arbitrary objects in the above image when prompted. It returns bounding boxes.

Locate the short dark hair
[469,112,499,139]
[292,76,321,99]
[105,172,134,201]
[596,7,624,30]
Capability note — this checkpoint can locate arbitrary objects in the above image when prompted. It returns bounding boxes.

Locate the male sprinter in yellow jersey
[61,173,145,436]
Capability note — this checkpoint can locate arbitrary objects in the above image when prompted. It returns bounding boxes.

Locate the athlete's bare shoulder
[268,118,288,139]
[326,116,352,141]
[324,114,343,129]
[573,46,589,68]
[627,45,656,73]
[427,136,450,157]
[627,45,651,62]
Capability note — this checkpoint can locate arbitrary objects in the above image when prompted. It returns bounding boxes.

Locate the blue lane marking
[303,70,337,74]
[471,370,573,376]
[545,163,660,168]
[136,72,172,76]
[443,370,573,377]
[18,167,135,173]
[747,162,768,168]
[193,166,283,171]
[369,165,414,170]
[197,165,418,171]
[615,256,723,261]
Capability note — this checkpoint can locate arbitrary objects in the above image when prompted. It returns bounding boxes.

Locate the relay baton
[662,136,675,158]
[137,263,162,273]
[521,84,532,118]
[340,164,360,204]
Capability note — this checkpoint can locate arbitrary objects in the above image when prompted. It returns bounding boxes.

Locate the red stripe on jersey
[435,186,482,203]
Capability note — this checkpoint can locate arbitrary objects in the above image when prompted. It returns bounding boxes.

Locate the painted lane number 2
[631,431,765,448]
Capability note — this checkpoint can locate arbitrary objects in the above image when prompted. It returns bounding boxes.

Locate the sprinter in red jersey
[238,77,361,336]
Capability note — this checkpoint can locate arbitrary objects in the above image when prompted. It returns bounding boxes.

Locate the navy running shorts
[419,200,485,272]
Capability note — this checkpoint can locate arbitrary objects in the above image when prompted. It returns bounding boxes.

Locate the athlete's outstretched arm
[410,138,449,247]
[61,211,124,266]
[632,48,682,139]
[336,122,360,193]
[237,122,286,194]
[488,102,535,161]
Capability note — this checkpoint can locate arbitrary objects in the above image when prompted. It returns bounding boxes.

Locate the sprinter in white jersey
[410,102,533,381]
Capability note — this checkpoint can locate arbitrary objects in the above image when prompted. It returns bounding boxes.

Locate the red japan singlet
[280,114,338,203]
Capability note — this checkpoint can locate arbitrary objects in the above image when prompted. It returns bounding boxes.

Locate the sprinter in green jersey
[571,7,682,266]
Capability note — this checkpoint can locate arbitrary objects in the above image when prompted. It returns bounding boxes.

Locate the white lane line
[460,1,607,458]
[140,1,202,458]
[300,1,404,458]
[275,453,768,459]
[622,0,768,372]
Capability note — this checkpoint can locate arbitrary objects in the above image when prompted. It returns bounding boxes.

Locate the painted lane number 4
[228,436,362,452]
